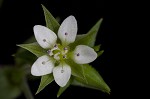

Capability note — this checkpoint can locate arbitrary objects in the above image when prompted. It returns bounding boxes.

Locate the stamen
[47,50,51,54]
[63,47,68,54]
[77,53,80,56]
[47,49,53,56]
[54,52,60,60]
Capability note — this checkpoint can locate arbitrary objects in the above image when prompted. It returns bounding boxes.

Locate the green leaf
[57,77,73,98]
[65,59,84,79]
[42,4,60,33]
[93,45,104,57]
[17,42,46,57]
[93,44,101,51]
[36,74,54,94]
[72,64,110,94]
[98,50,104,57]
[70,18,103,49]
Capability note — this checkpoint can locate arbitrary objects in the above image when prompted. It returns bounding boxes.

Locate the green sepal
[36,74,54,94]
[98,50,104,57]
[65,59,84,79]
[57,77,73,97]
[70,18,103,50]
[93,44,101,51]
[41,4,60,33]
[17,42,46,57]
[72,64,110,94]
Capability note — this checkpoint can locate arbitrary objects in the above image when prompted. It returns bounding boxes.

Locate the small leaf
[93,44,101,51]
[65,59,84,79]
[98,50,104,57]
[57,77,73,97]
[36,74,54,94]
[17,42,46,57]
[72,64,110,94]
[75,34,86,40]
[42,4,60,33]
[70,18,103,49]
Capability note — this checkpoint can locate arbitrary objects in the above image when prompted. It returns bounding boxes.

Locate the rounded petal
[73,45,97,64]
[53,63,71,87]
[34,25,57,49]
[31,55,54,76]
[58,15,77,46]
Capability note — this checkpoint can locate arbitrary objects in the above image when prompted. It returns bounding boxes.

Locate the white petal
[31,55,54,76]
[58,15,77,46]
[73,45,97,64]
[53,63,71,87]
[34,25,57,49]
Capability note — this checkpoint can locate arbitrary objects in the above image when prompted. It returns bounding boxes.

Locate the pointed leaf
[98,50,104,57]
[65,59,84,79]
[17,42,46,57]
[57,77,73,97]
[42,4,60,33]
[72,64,110,94]
[93,44,101,52]
[36,74,54,94]
[70,18,103,49]
[93,45,104,57]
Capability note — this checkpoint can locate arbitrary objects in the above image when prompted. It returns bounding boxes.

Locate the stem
[21,78,34,99]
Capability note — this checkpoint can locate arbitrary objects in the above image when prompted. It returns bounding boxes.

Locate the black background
[0,0,113,99]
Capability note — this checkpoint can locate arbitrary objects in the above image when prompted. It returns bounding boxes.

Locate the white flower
[31,16,97,87]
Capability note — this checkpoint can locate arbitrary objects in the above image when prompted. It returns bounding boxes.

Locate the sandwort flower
[31,16,97,87]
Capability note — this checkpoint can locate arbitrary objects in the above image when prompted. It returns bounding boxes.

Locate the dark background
[0,0,112,99]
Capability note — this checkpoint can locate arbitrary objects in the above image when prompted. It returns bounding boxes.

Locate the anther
[47,50,51,54]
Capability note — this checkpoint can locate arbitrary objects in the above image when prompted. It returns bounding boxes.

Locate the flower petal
[73,45,97,64]
[31,55,54,76]
[34,25,57,49]
[53,63,71,87]
[58,15,77,46]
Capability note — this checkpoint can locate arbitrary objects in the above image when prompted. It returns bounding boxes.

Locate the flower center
[47,44,69,61]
